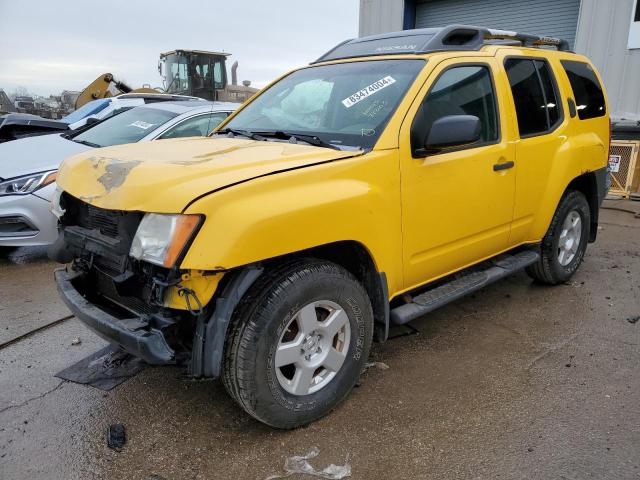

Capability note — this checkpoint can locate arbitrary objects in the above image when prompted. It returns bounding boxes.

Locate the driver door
[399,58,517,290]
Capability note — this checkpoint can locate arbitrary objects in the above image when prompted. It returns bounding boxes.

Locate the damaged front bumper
[55,268,175,365]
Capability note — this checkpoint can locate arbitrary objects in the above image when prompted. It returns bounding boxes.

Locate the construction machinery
[75,50,258,109]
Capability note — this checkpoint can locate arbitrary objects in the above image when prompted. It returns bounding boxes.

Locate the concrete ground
[0,202,638,480]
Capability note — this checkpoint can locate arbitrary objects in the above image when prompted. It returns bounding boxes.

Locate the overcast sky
[0,0,359,97]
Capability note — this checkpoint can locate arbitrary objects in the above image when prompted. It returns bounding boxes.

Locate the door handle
[493,161,514,172]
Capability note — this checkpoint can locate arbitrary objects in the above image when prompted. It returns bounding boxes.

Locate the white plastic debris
[363,361,389,372]
[265,446,351,480]
[71,337,82,345]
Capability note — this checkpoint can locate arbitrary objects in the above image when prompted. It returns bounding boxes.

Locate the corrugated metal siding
[359,0,405,36]
[415,0,581,48]
[575,0,640,119]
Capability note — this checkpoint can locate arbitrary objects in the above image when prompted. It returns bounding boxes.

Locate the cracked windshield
[223,59,425,148]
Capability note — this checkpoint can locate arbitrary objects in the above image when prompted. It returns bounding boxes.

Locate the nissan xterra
[50,25,610,428]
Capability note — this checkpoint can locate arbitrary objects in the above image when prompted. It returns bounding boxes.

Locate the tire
[222,259,373,429]
[526,190,590,285]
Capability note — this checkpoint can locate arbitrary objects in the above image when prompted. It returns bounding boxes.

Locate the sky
[0,0,360,97]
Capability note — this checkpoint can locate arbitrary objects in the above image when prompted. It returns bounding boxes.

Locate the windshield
[72,107,177,148]
[62,98,111,124]
[223,59,425,149]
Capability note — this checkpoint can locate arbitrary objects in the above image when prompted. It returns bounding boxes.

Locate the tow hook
[177,286,204,316]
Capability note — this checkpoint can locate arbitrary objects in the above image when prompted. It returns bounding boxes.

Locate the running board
[390,250,540,325]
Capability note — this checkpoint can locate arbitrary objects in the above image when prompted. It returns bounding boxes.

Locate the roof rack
[313,25,571,64]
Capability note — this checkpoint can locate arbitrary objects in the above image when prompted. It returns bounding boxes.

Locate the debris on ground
[627,315,640,325]
[265,446,351,479]
[71,337,81,345]
[55,346,146,390]
[107,423,126,451]
[362,361,389,373]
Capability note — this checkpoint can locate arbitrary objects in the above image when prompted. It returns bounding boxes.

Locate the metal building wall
[414,0,582,48]
[575,0,640,120]
[358,0,639,118]
[359,0,405,36]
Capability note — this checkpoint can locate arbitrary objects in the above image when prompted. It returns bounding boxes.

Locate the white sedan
[0,100,237,247]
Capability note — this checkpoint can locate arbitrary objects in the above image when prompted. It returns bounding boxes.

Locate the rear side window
[560,60,606,120]
[159,112,229,139]
[505,58,561,137]
[535,61,560,126]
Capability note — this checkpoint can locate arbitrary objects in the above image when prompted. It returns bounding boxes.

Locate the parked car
[50,26,609,428]
[0,100,237,247]
[0,93,203,143]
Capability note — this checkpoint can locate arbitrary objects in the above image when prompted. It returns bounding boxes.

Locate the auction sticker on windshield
[342,76,396,108]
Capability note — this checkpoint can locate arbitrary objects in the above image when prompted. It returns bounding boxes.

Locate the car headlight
[50,186,66,219]
[129,213,202,267]
[0,170,57,196]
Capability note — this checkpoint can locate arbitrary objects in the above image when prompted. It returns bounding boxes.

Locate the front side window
[505,58,561,137]
[412,65,498,149]
[561,60,606,120]
[160,112,229,139]
[71,107,177,147]
[213,60,224,89]
[223,59,425,149]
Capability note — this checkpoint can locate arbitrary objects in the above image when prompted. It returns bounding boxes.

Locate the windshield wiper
[219,128,265,141]
[257,131,342,151]
[72,139,101,148]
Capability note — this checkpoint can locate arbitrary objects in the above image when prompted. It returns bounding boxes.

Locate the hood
[0,133,92,179]
[57,137,363,212]
[0,112,66,127]
[0,113,68,143]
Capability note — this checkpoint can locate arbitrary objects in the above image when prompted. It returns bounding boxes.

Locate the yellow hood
[57,137,363,212]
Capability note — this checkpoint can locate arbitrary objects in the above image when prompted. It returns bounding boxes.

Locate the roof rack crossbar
[485,28,571,51]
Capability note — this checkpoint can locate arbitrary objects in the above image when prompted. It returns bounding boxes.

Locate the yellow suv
[50,26,610,428]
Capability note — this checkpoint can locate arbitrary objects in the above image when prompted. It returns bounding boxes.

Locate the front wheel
[222,259,373,429]
[526,190,590,285]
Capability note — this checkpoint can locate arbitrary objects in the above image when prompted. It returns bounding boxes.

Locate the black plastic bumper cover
[54,268,174,365]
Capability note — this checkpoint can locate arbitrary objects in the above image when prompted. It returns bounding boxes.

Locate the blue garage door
[415,0,581,48]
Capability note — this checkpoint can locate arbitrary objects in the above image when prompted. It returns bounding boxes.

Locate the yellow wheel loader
[76,50,257,108]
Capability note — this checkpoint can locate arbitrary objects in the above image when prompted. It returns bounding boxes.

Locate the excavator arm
[75,73,157,109]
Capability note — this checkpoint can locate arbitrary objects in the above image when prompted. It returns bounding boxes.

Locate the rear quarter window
[560,60,606,120]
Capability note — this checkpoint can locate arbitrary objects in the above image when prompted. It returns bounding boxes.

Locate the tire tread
[526,190,590,285]
[222,258,372,428]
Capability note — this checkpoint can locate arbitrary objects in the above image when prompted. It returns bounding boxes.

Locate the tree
[9,86,30,101]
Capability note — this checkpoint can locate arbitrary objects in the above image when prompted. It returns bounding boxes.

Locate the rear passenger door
[498,54,566,245]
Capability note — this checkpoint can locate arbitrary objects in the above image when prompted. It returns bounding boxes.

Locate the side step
[390,250,540,325]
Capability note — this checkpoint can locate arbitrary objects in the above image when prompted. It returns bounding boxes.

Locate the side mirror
[415,115,481,156]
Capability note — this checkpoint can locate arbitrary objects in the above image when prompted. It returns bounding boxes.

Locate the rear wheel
[222,259,373,429]
[526,190,590,285]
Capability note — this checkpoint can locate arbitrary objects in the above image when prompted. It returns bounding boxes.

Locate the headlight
[0,170,57,196]
[129,213,201,267]
[50,186,66,219]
